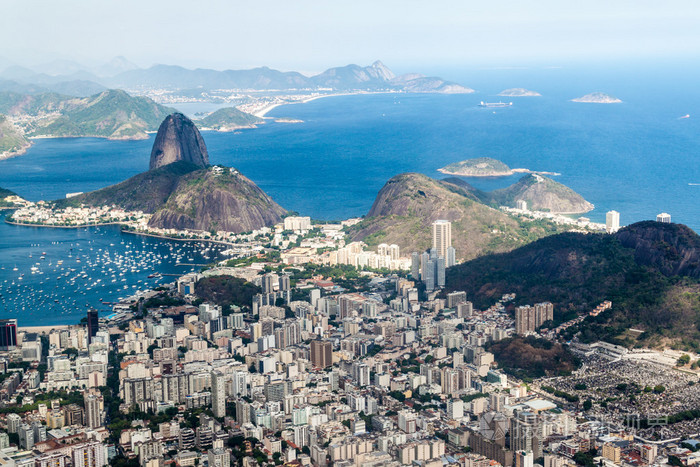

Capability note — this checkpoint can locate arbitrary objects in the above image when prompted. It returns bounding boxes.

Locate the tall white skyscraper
[605,210,620,233]
[432,220,452,259]
[211,371,226,418]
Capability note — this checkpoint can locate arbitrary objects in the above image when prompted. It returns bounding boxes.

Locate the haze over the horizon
[2,0,700,74]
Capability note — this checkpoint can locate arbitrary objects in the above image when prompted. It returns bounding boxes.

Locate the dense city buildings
[0,213,695,467]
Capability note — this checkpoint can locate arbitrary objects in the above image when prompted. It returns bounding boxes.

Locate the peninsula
[571,92,622,103]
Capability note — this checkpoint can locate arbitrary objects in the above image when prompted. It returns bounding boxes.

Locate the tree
[677,354,691,366]
[582,399,592,411]
[653,385,665,394]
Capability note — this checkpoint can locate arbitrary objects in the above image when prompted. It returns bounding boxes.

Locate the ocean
[1,64,699,324]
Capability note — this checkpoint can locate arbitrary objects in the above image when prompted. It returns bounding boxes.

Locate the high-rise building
[18,424,34,449]
[411,252,420,279]
[516,302,554,335]
[86,310,98,345]
[84,392,104,428]
[432,220,452,259]
[656,212,671,223]
[0,319,17,350]
[606,210,620,233]
[211,371,226,418]
[516,200,528,211]
[510,412,543,459]
[71,441,106,467]
[515,450,534,467]
[447,291,467,308]
[446,246,456,267]
[436,257,446,288]
[310,340,332,368]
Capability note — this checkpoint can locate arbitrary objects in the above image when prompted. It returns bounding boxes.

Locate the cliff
[348,173,568,260]
[149,113,209,170]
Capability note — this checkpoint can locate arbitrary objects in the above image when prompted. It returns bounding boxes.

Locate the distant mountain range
[0,58,472,95]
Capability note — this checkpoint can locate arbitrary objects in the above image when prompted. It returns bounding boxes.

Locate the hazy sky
[2,0,699,73]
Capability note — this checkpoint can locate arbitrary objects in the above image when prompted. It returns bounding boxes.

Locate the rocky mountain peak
[369,60,395,81]
[149,113,209,171]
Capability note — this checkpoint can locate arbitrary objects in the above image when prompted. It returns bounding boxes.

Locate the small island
[571,92,622,104]
[438,157,514,177]
[498,88,541,97]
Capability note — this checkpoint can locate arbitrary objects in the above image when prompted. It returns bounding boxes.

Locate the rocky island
[196,107,263,131]
[498,88,541,97]
[571,92,622,103]
[438,157,514,177]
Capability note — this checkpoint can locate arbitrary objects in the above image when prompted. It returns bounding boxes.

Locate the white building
[431,220,452,259]
[605,210,620,233]
[656,212,671,223]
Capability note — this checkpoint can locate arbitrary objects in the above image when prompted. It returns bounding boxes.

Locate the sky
[2,0,700,74]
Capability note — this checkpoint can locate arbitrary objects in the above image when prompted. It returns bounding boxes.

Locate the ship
[479,101,512,108]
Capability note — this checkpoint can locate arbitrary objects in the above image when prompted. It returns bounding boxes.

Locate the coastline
[255,91,398,118]
[4,219,124,229]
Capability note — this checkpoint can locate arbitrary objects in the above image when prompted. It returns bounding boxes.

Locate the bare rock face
[149,113,209,170]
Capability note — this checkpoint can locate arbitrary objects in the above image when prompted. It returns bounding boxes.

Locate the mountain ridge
[444,222,700,349]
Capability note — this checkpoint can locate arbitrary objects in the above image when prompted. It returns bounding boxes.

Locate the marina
[0,213,226,326]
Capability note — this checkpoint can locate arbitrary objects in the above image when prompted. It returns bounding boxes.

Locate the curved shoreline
[4,219,124,229]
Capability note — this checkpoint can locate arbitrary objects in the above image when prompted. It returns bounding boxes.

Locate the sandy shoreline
[255,91,396,118]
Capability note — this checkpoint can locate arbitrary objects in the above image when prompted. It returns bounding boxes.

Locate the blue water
[1,65,700,324]
[0,213,226,326]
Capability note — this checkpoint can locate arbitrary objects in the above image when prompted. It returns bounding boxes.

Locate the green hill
[198,107,263,131]
[29,89,175,139]
[445,222,700,350]
[0,114,30,157]
[482,173,593,213]
[0,89,175,140]
[348,173,569,261]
